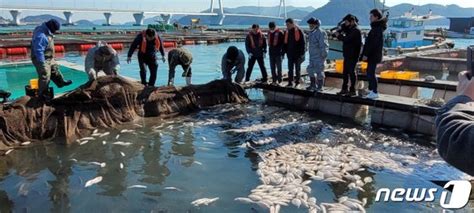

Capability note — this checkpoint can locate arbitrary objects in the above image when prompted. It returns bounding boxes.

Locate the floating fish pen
[255,82,444,136]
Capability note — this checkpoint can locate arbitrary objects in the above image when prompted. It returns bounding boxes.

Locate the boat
[447,28,474,39]
[447,17,474,39]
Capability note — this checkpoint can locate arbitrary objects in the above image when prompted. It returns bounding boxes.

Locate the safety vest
[248,30,264,49]
[268,29,281,47]
[140,31,161,54]
[284,27,302,44]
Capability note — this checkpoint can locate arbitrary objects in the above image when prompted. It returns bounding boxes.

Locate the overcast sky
[0,0,472,23]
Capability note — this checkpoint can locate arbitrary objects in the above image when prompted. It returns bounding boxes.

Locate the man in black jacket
[245,24,268,83]
[267,21,284,85]
[361,9,387,100]
[335,14,362,97]
[127,29,166,86]
[283,18,306,87]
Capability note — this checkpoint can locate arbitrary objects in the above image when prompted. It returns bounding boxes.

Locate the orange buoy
[184,40,195,45]
[163,41,177,48]
[110,43,124,50]
[54,45,65,52]
[79,44,95,52]
[6,47,27,55]
[0,48,6,55]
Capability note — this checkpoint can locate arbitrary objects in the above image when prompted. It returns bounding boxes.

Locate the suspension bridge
[0,0,290,26]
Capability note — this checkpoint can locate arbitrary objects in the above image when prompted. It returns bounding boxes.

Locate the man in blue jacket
[31,19,72,100]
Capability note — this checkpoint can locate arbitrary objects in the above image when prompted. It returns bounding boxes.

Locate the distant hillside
[303,0,474,26]
[21,15,65,25]
[0,16,9,24]
[179,6,315,25]
[76,19,96,26]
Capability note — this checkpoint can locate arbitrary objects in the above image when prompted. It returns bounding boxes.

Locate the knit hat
[45,19,60,34]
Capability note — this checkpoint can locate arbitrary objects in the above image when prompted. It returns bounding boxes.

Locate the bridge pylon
[9,10,21,26]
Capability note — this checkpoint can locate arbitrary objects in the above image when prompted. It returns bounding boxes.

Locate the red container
[163,41,176,48]
[6,47,27,55]
[54,45,65,52]
[110,43,124,50]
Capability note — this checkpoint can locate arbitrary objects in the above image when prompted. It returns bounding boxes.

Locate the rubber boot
[306,77,316,91]
[185,77,192,86]
[316,78,324,92]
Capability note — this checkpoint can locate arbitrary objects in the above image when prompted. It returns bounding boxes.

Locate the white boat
[447,28,474,39]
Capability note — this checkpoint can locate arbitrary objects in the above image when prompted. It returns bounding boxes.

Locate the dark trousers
[288,56,304,84]
[342,58,358,92]
[138,56,158,86]
[366,61,378,93]
[245,56,267,82]
[269,55,282,83]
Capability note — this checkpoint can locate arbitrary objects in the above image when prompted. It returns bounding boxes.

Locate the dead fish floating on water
[89,162,106,168]
[120,163,124,169]
[193,161,203,166]
[128,185,147,189]
[85,176,103,187]
[120,152,125,157]
[80,137,95,141]
[164,186,182,191]
[191,197,219,207]
[99,132,110,138]
[79,140,89,146]
[113,142,132,146]
[21,141,31,146]
[116,135,120,139]
[4,149,14,155]
[120,129,135,134]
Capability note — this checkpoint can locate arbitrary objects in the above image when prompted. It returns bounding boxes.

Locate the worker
[167,46,193,86]
[360,9,387,100]
[335,14,362,96]
[85,42,120,81]
[127,29,165,87]
[436,71,474,175]
[245,24,268,83]
[221,46,246,83]
[268,21,284,85]
[31,19,72,101]
[306,17,329,92]
[283,18,306,88]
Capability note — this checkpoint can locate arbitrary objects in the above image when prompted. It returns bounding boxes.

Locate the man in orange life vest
[245,24,268,83]
[283,18,306,87]
[127,29,165,86]
[268,21,285,85]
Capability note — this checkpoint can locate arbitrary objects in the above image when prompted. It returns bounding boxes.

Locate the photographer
[335,14,362,97]
[436,71,474,175]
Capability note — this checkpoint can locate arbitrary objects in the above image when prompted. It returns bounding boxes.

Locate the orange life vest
[268,29,281,47]
[140,30,161,54]
[248,30,264,49]
[284,27,302,44]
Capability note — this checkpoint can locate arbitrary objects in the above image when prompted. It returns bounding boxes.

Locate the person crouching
[167,46,193,86]
[85,42,120,81]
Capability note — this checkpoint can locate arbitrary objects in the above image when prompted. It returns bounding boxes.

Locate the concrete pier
[103,12,112,26]
[9,10,21,26]
[133,12,145,26]
[63,11,74,26]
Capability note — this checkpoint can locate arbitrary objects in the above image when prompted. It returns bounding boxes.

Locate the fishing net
[0,76,248,149]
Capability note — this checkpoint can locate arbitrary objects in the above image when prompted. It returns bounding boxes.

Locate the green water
[0,64,88,99]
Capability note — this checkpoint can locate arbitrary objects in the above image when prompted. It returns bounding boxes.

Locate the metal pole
[210,0,214,12]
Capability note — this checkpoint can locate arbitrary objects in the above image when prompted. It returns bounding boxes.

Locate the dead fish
[128,185,147,189]
[193,161,203,165]
[85,176,103,187]
[120,152,125,157]
[99,132,110,138]
[102,141,107,145]
[164,186,182,191]
[134,124,143,128]
[120,129,135,133]
[203,142,215,145]
[159,133,163,137]
[93,129,99,134]
[89,162,106,168]
[120,163,124,169]
[21,141,31,146]
[4,149,13,155]
[80,137,95,141]
[201,136,207,141]
[69,158,78,162]
[191,197,219,207]
[79,140,89,146]
[116,135,120,139]
[113,142,132,146]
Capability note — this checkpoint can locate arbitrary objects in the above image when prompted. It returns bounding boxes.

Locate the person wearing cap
[306,17,329,92]
[335,14,362,96]
[127,29,166,87]
[245,24,268,83]
[268,21,285,85]
[221,46,246,83]
[85,42,120,81]
[283,18,306,87]
[31,19,72,101]
[167,45,193,86]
